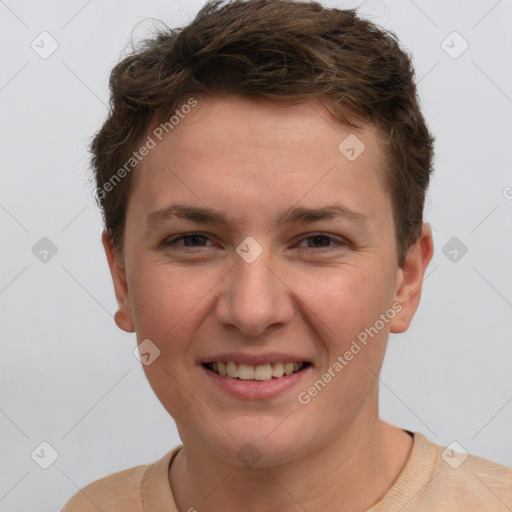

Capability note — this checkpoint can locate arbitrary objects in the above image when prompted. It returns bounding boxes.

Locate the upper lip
[200,352,312,366]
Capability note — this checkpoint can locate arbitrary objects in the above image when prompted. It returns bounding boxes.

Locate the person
[61,0,512,510]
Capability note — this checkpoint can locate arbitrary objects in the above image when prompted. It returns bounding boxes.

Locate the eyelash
[161,232,348,252]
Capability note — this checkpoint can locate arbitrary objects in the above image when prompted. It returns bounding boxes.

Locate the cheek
[291,263,392,342]
[292,262,393,409]
[307,267,392,401]
[127,259,218,338]
[140,358,201,429]
[129,264,214,419]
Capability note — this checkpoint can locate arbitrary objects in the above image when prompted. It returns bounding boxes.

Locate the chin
[188,415,320,468]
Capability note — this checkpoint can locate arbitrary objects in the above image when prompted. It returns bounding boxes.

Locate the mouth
[202,361,312,381]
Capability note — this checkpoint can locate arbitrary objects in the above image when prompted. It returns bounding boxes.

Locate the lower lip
[201,365,312,400]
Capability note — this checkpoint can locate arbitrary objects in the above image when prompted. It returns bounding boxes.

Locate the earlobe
[390,223,434,334]
[101,229,135,333]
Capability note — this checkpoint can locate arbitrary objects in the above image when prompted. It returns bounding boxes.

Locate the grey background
[0,0,511,510]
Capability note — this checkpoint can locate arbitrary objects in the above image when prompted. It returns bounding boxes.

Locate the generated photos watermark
[96,97,198,200]
[297,301,403,405]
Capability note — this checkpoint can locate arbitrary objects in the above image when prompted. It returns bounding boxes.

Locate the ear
[102,229,135,333]
[390,223,434,333]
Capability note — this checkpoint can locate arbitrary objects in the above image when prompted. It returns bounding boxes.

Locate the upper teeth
[211,361,305,380]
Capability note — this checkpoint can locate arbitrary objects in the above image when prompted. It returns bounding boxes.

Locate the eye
[161,232,349,252]
[162,233,214,248]
[296,233,348,251]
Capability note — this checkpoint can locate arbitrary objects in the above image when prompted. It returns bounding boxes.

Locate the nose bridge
[216,243,293,336]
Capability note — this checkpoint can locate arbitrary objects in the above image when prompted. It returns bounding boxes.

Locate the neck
[169,418,413,512]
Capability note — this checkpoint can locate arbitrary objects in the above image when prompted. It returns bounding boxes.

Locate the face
[104,97,433,467]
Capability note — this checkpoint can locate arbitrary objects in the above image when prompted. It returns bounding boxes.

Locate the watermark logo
[31,31,59,59]
[134,338,161,366]
[236,236,263,264]
[31,441,59,469]
[338,134,366,161]
[32,237,58,263]
[237,442,263,468]
[442,236,468,263]
[441,441,469,469]
[441,31,469,60]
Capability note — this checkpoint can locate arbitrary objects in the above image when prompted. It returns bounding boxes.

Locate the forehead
[154,96,381,160]
[128,96,391,230]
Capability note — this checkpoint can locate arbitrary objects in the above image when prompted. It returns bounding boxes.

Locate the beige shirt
[61,432,512,511]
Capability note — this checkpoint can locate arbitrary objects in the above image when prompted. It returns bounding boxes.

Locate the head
[96,0,434,466]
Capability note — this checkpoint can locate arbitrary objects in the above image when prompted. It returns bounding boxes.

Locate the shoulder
[61,463,149,512]
[374,432,512,511]
[425,436,512,509]
[60,457,157,512]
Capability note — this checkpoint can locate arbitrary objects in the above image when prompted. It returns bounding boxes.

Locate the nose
[215,250,295,338]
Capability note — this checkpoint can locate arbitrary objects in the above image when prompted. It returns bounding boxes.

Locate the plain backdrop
[0,0,511,510]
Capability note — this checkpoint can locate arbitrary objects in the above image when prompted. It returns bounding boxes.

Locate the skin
[103,96,434,511]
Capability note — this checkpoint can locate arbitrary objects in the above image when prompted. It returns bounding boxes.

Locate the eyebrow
[146,203,368,229]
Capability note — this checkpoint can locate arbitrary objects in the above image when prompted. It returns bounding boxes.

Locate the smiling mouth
[202,361,312,381]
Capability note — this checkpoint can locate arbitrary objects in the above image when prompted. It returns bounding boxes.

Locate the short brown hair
[92,0,434,266]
